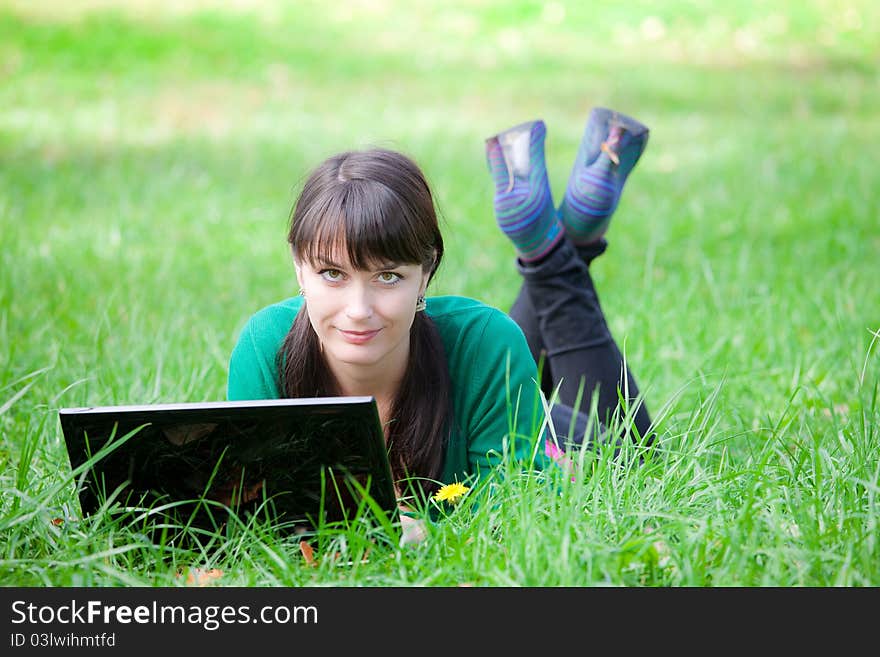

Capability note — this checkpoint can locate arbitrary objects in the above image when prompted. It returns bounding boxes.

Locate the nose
[344,284,374,321]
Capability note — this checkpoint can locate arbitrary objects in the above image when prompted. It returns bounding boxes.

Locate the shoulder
[426,295,528,356]
[234,296,303,352]
[427,295,523,336]
[244,296,303,324]
[228,297,302,400]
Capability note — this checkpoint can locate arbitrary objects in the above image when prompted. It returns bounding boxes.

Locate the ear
[419,267,431,295]
[423,248,439,288]
[293,258,305,291]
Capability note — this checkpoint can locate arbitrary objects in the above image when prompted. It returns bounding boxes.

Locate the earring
[299,289,306,297]
[415,295,426,312]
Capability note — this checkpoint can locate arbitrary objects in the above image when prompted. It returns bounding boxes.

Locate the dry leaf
[601,141,620,165]
[177,568,224,586]
[299,540,317,567]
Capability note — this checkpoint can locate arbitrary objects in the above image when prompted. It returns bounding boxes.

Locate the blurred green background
[1,0,878,455]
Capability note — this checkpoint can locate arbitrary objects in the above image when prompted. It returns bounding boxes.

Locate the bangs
[293,178,434,270]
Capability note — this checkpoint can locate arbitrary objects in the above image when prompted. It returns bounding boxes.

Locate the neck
[325,351,408,429]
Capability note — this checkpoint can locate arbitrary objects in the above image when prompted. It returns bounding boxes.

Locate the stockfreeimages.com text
[10,599,317,631]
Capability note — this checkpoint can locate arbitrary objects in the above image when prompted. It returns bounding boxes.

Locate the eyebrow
[313,256,404,271]
[313,256,345,269]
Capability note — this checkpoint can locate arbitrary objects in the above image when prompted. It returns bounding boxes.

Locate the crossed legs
[485,108,653,448]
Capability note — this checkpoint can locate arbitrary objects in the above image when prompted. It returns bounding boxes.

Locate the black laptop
[58,397,398,544]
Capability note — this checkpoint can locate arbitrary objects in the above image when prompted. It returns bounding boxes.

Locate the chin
[328,345,384,367]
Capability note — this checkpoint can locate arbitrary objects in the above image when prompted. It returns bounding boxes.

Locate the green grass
[1,0,878,586]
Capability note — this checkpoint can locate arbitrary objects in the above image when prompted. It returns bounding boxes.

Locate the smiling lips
[338,328,381,344]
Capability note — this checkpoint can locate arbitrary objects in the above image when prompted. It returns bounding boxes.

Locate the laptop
[58,397,398,544]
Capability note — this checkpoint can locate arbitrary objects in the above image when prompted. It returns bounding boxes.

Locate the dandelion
[434,482,470,504]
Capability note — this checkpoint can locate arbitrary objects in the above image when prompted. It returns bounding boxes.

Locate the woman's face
[294,244,431,376]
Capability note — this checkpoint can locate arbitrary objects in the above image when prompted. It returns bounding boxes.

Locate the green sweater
[227,295,547,486]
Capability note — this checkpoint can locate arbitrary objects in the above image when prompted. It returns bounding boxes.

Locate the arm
[461,309,548,478]
[227,317,282,401]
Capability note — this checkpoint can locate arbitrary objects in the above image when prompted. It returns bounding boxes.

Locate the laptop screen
[58,397,397,543]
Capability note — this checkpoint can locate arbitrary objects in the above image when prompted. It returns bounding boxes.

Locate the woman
[227,107,653,510]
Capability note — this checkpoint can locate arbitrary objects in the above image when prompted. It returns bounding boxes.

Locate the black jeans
[509,236,654,449]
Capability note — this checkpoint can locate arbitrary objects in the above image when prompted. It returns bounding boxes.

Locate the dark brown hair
[277,148,450,498]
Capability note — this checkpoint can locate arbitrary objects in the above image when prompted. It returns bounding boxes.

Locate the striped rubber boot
[485,119,563,262]
[558,108,649,245]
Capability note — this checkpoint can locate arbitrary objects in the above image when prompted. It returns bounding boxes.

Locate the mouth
[337,329,381,345]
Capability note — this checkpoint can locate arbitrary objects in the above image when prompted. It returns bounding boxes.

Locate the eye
[320,269,345,282]
[377,271,401,284]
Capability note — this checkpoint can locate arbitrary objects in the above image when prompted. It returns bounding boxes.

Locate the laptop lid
[58,397,398,541]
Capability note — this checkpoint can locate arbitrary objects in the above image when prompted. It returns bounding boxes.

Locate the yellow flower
[434,482,470,504]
